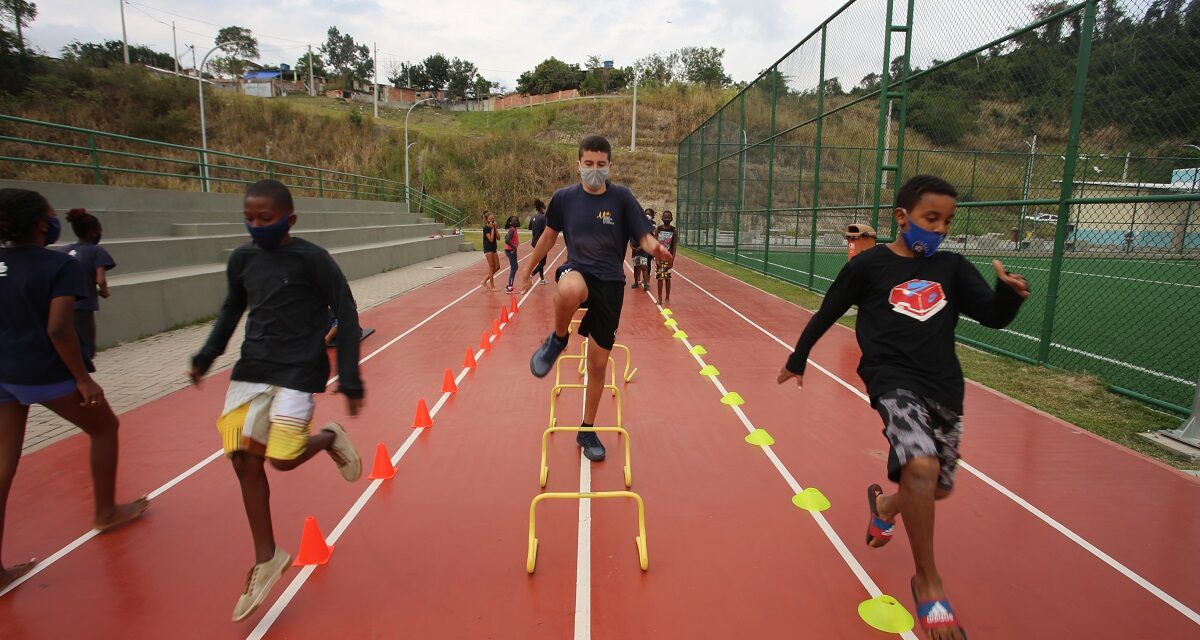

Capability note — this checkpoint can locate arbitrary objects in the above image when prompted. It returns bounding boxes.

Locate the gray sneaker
[323,422,361,482]
[577,431,606,462]
[231,547,291,622]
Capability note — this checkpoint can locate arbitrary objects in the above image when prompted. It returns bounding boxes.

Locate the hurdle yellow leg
[611,343,637,382]
[539,425,632,489]
[527,490,648,574]
[549,383,623,428]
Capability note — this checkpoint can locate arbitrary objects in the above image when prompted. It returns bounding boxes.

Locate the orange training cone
[491,320,501,337]
[510,296,518,314]
[464,348,476,369]
[293,516,334,566]
[442,368,458,393]
[480,331,491,350]
[501,306,510,323]
[412,398,433,428]
[367,442,396,480]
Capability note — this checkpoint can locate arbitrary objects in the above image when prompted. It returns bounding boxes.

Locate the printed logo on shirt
[889,279,947,321]
[595,210,614,225]
[0,261,7,277]
[68,249,78,257]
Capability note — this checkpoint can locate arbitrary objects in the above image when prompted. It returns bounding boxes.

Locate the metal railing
[0,113,463,228]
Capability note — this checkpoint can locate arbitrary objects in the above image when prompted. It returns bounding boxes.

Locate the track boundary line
[672,261,1200,626]
[0,253,532,599]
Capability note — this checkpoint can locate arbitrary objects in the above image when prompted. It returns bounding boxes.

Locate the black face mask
[44,216,62,246]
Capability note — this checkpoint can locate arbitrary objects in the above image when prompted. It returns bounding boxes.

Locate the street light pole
[631,71,639,152]
[197,42,237,192]
[171,22,179,75]
[405,97,435,205]
[373,42,379,118]
[307,45,315,96]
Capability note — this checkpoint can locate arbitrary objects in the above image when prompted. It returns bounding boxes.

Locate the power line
[125,1,316,47]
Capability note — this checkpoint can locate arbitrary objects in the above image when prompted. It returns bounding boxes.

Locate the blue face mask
[900,214,944,257]
[44,216,62,246]
[245,215,292,250]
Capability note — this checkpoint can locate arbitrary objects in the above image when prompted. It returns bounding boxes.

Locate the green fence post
[318,170,324,197]
[353,175,358,200]
[763,65,779,276]
[1038,0,1098,365]
[697,123,709,254]
[268,162,275,180]
[87,134,102,185]
[808,26,828,290]
[197,151,208,193]
[796,144,805,247]
[734,93,746,265]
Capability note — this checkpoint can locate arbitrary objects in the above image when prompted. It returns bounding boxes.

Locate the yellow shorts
[217,381,315,461]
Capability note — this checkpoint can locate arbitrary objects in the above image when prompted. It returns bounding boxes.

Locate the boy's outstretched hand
[776,367,803,388]
[650,241,673,262]
[514,265,533,294]
[993,260,1031,299]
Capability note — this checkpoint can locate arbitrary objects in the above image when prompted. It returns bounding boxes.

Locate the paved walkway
[21,251,482,452]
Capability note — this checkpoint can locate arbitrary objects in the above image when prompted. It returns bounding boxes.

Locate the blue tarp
[243,70,282,80]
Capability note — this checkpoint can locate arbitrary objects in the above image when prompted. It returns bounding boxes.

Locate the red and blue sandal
[911,576,968,638]
[865,484,894,548]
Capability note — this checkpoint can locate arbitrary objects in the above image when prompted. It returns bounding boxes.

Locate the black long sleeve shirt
[785,245,1024,412]
[193,238,364,398]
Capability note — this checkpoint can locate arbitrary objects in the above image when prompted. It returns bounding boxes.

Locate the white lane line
[0,253,533,599]
[574,360,592,640]
[966,258,1200,289]
[248,249,566,638]
[671,263,1200,626]
[626,261,919,638]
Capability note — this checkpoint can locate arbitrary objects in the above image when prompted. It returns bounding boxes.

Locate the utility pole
[631,70,639,152]
[119,0,130,65]
[882,99,893,189]
[307,45,316,96]
[171,21,179,75]
[373,42,379,118]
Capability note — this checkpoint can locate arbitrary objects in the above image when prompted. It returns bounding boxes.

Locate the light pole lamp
[197,42,237,192]
[405,97,435,205]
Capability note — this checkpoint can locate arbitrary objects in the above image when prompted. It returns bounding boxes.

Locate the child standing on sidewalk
[57,208,115,373]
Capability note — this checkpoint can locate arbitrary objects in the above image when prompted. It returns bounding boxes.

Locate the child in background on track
[504,215,521,293]
[188,179,364,622]
[56,209,116,373]
[481,211,499,292]
[777,175,1030,640]
[654,210,677,305]
[630,208,654,291]
[528,200,548,285]
[0,189,148,591]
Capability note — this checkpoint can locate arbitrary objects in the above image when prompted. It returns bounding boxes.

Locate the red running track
[0,252,1196,639]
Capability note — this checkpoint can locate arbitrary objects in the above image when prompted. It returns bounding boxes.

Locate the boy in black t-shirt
[516,135,672,461]
[528,199,548,285]
[189,180,364,622]
[777,176,1029,640]
[57,208,116,373]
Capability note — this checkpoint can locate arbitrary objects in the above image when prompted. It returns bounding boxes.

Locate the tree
[0,0,36,55]
[421,53,451,90]
[391,61,427,89]
[446,57,477,100]
[634,51,680,86]
[516,57,583,94]
[212,25,259,80]
[296,52,327,79]
[679,46,730,87]
[856,72,881,93]
[320,26,373,89]
[62,40,174,68]
[471,75,497,100]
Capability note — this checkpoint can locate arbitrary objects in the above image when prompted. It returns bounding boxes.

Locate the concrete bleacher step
[106,222,449,274]
[100,234,466,348]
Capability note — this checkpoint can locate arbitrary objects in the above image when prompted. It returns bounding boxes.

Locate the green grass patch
[680,247,1195,470]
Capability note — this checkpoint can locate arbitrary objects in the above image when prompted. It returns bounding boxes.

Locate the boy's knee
[901,456,941,485]
[231,452,265,477]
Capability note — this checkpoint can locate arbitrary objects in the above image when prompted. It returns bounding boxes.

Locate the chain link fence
[677,0,1200,413]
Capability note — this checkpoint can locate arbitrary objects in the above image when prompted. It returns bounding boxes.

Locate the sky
[24,0,1036,93]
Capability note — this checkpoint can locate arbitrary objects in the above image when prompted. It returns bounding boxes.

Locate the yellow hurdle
[527,490,648,573]
[565,337,637,382]
[554,351,617,390]
[540,425,632,488]
[548,383,622,428]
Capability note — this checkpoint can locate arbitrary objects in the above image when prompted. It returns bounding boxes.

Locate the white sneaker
[539,279,548,286]
[231,548,291,622]
[323,422,362,482]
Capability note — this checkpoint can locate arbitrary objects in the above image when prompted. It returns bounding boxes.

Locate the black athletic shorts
[555,263,624,351]
[874,389,963,490]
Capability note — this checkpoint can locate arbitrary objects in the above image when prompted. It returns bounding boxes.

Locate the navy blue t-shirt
[0,246,90,385]
[482,224,498,252]
[546,183,653,283]
[57,242,116,311]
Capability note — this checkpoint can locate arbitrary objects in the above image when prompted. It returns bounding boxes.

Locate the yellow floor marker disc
[661,308,673,317]
[720,392,744,406]
[857,595,915,633]
[672,330,689,339]
[744,429,774,446]
[790,487,831,512]
[699,365,720,377]
[689,345,708,356]
[664,318,678,327]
